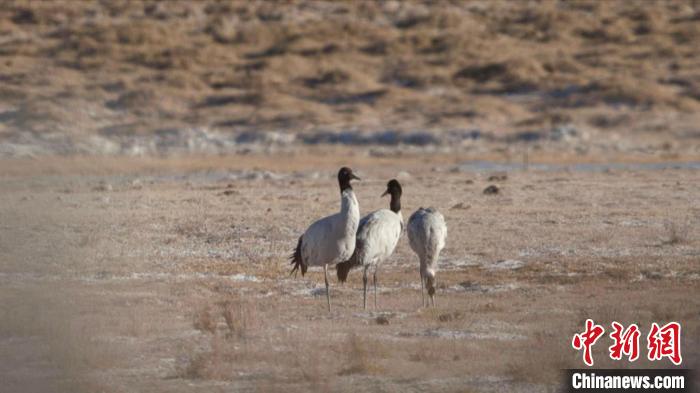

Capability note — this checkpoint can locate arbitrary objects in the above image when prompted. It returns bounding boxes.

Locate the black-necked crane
[337,179,403,309]
[407,207,446,307]
[290,167,361,312]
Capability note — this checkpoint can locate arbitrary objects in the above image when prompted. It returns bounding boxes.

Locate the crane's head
[381,179,402,198]
[338,167,360,191]
[381,179,402,213]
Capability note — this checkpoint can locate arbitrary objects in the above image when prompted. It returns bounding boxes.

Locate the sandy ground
[0,151,698,393]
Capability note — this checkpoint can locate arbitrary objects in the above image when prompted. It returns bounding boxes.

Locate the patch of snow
[309,287,327,297]
[229,273,260,282]
[449,282,521,293]
[486,259,526,270]
[440,257,481,270]
[396,171,411,180]
[400,328,525,341]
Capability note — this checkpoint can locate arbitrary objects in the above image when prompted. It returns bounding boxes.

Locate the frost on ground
[0,153,698,393]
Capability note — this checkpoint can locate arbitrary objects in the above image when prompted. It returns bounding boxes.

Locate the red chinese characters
[647,322,682,365]
[572,319,606,366]
[608,322,640,361]
[573,320,682,366]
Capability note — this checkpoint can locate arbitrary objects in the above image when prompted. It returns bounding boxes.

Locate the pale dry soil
[0,152,698,393]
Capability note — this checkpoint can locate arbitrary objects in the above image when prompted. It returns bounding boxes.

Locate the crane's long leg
[420,270,425,307]
[432,278,437,308]
[324,264,331,312]
[429,278,436,308]
[373,267,378,310]
[362,265,368,310]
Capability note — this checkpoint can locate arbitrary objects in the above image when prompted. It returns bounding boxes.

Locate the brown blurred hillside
[1,0,700,155]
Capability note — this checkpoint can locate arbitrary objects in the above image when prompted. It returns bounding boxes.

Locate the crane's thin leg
[373,267,378,310]
[362,265,368,310]
[429,278,436,308]
[324,264,331,312]
[420,270,425,307]
[432,278,437,308]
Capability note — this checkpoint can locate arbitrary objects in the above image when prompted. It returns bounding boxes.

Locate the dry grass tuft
[437,310,465,323]
[338,334,385,376]
[176,336,228,380]
[191,298,261,339]
[662,220,689,245]
[221,299,260,340]
[505,329,577,383]
[408,341,446,363]
[193,306,217,334]
[603,266,634,282]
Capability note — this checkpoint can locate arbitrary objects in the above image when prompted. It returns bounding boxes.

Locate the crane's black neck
[389,192,401,213]
[385,179,402,213]
[339,179,353,193]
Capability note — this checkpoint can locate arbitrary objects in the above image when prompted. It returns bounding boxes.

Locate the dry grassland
[0,152,698,392]
[1,1,700,155]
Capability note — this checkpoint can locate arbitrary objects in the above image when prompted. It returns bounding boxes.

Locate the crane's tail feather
[289,236,307,277]
[336,259,354,283]
[336,240,362,282]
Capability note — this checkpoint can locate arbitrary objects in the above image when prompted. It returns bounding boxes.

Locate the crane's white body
[353,208,403,308]
[355,209,403,268]
[407,207,446,307]
[301,189,360,268]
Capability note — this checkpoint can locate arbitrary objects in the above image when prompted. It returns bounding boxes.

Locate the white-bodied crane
[407,207,446,307]
[290,167,361,312]
[337,179,403,309]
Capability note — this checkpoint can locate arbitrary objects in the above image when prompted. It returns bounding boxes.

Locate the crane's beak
[351,173,361,181]
[381,189,389,197]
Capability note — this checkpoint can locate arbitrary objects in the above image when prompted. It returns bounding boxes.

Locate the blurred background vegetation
[1,0,699,156]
